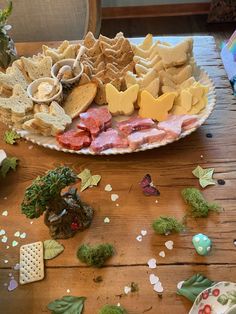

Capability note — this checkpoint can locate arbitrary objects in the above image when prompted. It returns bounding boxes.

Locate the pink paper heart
[8,279,18,291]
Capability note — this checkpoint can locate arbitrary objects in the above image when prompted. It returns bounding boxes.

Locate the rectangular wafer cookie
[20,241,44,284]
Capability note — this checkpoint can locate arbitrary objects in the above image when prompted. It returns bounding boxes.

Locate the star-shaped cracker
[0,62,28,90]
[21,56,52,81]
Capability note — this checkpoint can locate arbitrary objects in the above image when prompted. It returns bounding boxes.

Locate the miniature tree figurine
[21,166,94,239]
[0,1,17,69]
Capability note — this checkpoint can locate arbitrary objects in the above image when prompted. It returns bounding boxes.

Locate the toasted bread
[63,82,97,119]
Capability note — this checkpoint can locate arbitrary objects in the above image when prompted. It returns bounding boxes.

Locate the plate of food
[0,32,216,155]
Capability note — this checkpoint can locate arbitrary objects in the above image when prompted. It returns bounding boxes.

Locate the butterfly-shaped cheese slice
[139,90,176,121]
[156,38,193,67]
[105,83,139,116]
[172,89,193,115]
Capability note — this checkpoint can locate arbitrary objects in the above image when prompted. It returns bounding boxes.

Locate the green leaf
[0,157,18,177]
[4,130,20,144]
[177,273,214,302]
[77,169,101,192]
[47,296,86,314]
[217,294,229,305]
[192,166,215,188]
[44,240,64,260]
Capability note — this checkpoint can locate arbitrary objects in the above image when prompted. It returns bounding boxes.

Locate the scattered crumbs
[3,283,7,287]
[28,145,33,150]
[141,230,147,236]
[93,276,103,283]
[130,282,139,292]
[200,155,203,159]
[104,217,110,224]
[155,200,158,204]
[116,203,119,207]
[8,279,18,291]
[206,133,213,138]
[117,303,121,307]
[66,289,70,293]
[30,221,33,224]
[147,258,157,269]
[136,235,142,242]
[3,197,7,200]
[12,240,18,247]
[159,251,165,258]
[177,281,184,290]
[124,286,131,295]
[8,273,12,277]
[104,184,112,192]
[4,260,8,264]
[2,236,8,243]
[6,246,9,249]
[217,179,225,185]
[111,194,119,202]
[2,210,8,216]
[165,240,174,250]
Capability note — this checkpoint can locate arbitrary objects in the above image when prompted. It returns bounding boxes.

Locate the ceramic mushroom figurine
[192,233,212,256]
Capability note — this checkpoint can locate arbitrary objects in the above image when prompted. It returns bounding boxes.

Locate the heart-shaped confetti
[141,230,147,236]
[14,263,20,270]
[12,240,18,247]
[2,210,8,216]
[20,232,26,239]
[111,194,119,202]
[7,279,18,291]
[147,258,157,269]
[104,217,110,224]
[105,184,112,192]
[177,280,184,290]
[14,231,20,237]
[0,229,5,236]
[2,235,7,243]
[136,235,142,242]
[165,240,174,250]
[159,251,165,258]
[149,274,159,285]
[154,281,164,293]
[124,286,131,294]
[4,260,8,264]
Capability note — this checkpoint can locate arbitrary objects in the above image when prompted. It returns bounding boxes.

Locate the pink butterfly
[140,174,160,196]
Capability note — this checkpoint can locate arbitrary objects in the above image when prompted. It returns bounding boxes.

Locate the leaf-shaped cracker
[47,296,86,314]
[192,166,215,188]
[43,240,64,260]
[0,157,18,177]
[77,169,101,192]
[4,130,20,144]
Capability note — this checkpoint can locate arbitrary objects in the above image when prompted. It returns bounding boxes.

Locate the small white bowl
[51,59,84,85]
[27,77,63,104]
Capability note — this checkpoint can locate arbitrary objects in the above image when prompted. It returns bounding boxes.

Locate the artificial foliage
[77,243,114,267]
[99,304,127,314]
[0,156,18,177]
[4,130,20,144]
[0,1,17,68]
[152,216,185,235]
[47,295,86,314]
[21,166,94,239]
[181,187,220,218]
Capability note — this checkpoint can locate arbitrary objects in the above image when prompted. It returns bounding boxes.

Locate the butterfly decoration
[140,174,160,196]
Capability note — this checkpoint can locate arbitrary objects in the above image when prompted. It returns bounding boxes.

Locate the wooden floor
[101,14,235,49]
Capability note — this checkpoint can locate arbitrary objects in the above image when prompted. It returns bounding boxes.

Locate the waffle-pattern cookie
[20,241,44,285]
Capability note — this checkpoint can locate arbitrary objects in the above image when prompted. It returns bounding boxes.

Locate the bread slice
[21,56,52,81]
[63,82,97,119]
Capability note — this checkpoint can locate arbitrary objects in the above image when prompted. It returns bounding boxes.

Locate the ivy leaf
[177,273,215,302]
[47,296,86,314]
[77,169,101,192]
[192,166,215,188]
[43,240,64,260]
[0,157,18,177]
[4,130,21,144]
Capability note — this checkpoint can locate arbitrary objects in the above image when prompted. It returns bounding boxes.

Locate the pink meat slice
[157,114,199,139]
[117,116,155,136]
[78,107,112,137]
[128,128,166,150]
[90,128,129,153]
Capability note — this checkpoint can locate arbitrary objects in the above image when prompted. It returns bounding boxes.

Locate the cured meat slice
[128,128,166,150]
[90,128,129,153]
[57,129,91,150]
[78,107,112,137]
[117,116,155,136]
[157,114,199,139]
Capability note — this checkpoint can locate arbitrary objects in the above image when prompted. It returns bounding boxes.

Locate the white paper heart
[12,240,18,247]
[124,286,131,294]
[141,230,147,236]
[147,258,157,269]
[20,232,26,239]
[136,235,142,242]
[2,235,7,243]
[165,240,174,250]
[154,281,164,293]
[105,184,112,192]
[14,263,20,270]
[14,231,20,237]
[2,210,8,216]
[111,194,119,202]
[0,229,5,236]
[4,260,8,264]
[149,274,159,285]
[177,280,184,290]
[159,251,165,258]
[104,217,110,224]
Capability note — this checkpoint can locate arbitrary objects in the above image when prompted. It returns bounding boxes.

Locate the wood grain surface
[0,36,236,314]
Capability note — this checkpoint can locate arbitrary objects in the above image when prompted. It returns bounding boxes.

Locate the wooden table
[1,36,236,314]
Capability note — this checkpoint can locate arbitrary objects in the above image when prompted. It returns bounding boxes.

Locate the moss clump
[182,187,220,218]
[152,216,185,235]
[99,305,127,314]
[77,243,114,267]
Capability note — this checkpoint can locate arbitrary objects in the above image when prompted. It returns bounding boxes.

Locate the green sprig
[77,243,114,267]
[99,305,127,314]
[152,216,185,235]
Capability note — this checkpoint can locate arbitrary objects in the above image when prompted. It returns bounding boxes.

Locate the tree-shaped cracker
[21,166,94,239]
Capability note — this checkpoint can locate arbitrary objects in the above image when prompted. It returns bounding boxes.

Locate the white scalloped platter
[14,64,216,155]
